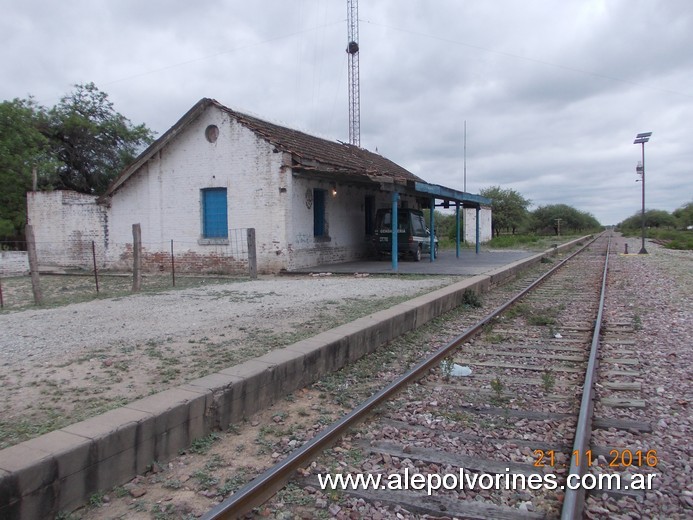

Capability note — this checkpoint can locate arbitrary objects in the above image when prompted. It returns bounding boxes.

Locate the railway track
[198,232,656,519]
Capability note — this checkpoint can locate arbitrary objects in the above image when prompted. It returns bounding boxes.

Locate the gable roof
[103,98,424,198]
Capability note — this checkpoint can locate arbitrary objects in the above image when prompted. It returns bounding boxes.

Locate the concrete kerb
[0,236,591,519]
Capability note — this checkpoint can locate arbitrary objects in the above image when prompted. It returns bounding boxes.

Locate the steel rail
[561,231,612,519]
[202,235,602,520]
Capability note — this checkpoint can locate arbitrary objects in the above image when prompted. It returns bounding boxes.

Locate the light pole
[633,132,652,254]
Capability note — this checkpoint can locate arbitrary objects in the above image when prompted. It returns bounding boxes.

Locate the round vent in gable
[205,125,219,143]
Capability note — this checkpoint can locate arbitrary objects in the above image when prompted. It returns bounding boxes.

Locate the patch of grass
[163,478,183,490]
[490,377,506,405]
[508,303,560,327]
[505,302,532,319]
[193,469,219,490]
[487,234,586,250]
[152,502,179,520]
[487,234,542,248]
[0,274,246,312]
[186,432,221,455]
[527,312,557,326]
[621,228,693,250]
[130,500,149,513]
[205,453,226,471]
[541,370,556,393]
[462,289,482,308]
[88,491,105,508]
[113,486,129,498]
[632,314,643,331]
[55,512,78,520]
[218,469,248,497]
[276,482,313,506]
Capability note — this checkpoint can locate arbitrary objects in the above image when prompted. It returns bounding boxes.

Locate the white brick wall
[26,191,108,268]
[464,206,492,243]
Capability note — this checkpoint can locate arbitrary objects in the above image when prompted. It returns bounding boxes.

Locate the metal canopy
[410,181,491,208]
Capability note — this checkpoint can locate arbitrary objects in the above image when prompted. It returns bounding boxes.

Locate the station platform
[290,248,536,276]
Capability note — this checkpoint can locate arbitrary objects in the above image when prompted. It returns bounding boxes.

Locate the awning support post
[429,196,436,261]
[475,206,480,255]
[455,202,461,258]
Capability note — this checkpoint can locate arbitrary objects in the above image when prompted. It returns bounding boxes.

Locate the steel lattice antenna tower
[346,0,360,147]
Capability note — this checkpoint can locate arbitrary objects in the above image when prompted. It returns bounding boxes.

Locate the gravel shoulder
[0,273,462,448]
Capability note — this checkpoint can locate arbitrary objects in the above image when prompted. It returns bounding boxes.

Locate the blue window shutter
[314,189,325,236]
[202,188,228,238]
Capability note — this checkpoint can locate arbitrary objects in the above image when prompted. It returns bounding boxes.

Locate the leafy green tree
[42,83,154,194]
[0,84,154,239]
[530,204,601,235]
[0,98,49,239]
[422,209,459,244]
[672,202,693,229]
[619,209,676,231]
[479,186,531,236]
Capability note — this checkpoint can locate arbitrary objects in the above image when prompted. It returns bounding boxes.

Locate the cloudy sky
[2,0,691,224]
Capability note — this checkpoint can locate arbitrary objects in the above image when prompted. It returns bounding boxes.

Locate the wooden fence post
[247,228,257,279]
[132,224,142,292]
[92,240,99,294]
[25,224,43,305]
[170,239,176,287]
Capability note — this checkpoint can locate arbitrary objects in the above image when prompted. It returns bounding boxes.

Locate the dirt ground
[0,273,460,450]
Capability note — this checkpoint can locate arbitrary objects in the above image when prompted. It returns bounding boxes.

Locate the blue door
[313,189,325,236]
[202,188,228,238]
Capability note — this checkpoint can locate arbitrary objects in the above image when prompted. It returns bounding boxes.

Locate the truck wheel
[414,246,422,262]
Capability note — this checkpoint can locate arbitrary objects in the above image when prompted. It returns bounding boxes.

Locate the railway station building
[27,98,491,274]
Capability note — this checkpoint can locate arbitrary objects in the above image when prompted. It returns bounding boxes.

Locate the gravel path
[0,274,459,368]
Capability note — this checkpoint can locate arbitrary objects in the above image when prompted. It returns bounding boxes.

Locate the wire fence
[0,227,257,310]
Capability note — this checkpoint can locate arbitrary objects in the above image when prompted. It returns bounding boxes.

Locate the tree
[41,83,154,194]
[619,209,676,231]
[672,202,693,229]
[531,204,601,235]
[422,209,459,242]
[0,84,154,239]
[479,186,531,236]
[0,98,49,239]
